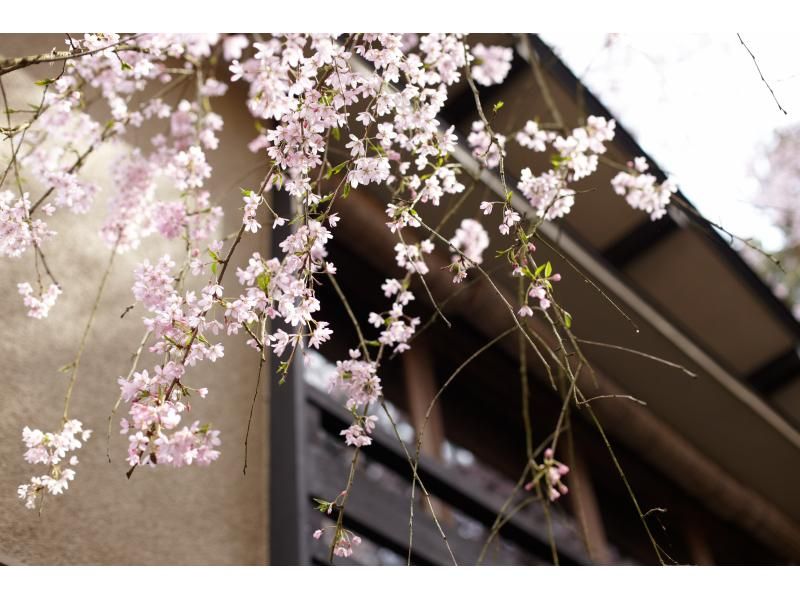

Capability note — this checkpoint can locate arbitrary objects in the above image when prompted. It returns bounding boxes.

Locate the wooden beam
[747,344,800,398]
[603,216,679,270]
[403,336,450,523]
[403,336,446,461]
[684,515,715,565]
[567,437,612,564]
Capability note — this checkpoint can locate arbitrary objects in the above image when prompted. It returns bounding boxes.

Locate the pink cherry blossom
[470,43,514,87]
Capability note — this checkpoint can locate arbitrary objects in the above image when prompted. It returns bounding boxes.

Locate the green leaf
[544,261,552,278]
[256,272,270,292]
[35,78,55,86]
[329,160,349,177]
[313,498,332,513]
[564,311,573,329]
[492,100,504,113]
[331,127,340,141]
[210,261,218,275]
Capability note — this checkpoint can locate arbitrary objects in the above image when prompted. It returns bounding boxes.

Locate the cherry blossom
[17,420,91,509]
[515,120,552,152]
[470,43,514,87]
[611,156,678,220]
[329,349,383,410]
[468,120,506,169]
[0,191,52,258]
[17,282,61,319]
[340,418,377,447]
[449,218,490,282]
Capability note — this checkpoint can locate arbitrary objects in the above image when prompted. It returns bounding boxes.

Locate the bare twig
[737,33,788,116]
[576,338,697,378]
[243,356,266,475]
[62,240,119,423]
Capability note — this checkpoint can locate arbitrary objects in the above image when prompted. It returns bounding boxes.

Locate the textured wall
[0,34,269,565]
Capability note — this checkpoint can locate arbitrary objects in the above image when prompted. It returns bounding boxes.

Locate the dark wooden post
[268,189,309,565]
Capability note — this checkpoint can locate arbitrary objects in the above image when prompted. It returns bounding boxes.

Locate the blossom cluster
[17,420,91,509]
[542,448,570,502]
[0,190,53,259]
[367,278,420,353]
[470,43,514,87]
[340,415,379,447]
[515,115,616,222]
[312,526,363,559]
[328,349,383,410]
[119,251,227,470]
[449,218,490,283]
[1,34,228,317]
[231,218,335,363]
[17,282,61,319]
[611,156,678,221]
[468,120,506,169]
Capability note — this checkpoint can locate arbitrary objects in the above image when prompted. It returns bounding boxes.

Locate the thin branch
[584,402,667,565]
[518,34,566,131]
[62,241,119,423]
[0,35,142,77]
[243,355,266,475]
[576,338,697,378]
[577,393,646,406]
[737,33,788,116]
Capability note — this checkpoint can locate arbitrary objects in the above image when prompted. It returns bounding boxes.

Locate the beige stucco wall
[0,34,269,565]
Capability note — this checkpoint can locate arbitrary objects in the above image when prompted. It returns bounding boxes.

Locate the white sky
[542,33,800,252]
